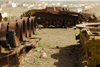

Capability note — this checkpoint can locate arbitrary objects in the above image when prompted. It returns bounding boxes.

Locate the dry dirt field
[19,28,82,67]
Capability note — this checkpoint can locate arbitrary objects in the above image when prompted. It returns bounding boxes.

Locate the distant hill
[0,0,39,5]
[0,0,100,4]
[0,0,38,2]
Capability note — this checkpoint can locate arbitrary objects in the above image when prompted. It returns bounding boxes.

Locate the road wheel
[7,30,16,48]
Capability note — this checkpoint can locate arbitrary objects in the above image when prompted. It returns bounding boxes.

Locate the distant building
[8,1,13,4]
[0,8,2,12]
[1,4,7,8]
[28,5,34,9]
[23,4,29,7]
[12,3,17,8]
[1,1,17,8]
[2,12,8,18]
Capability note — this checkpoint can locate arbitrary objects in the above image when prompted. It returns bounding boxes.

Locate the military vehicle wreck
[76,22,100,67]
[22,7,97,28]
[0,16,40,67]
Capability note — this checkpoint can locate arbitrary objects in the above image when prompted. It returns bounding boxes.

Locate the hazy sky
[39,0,100,1]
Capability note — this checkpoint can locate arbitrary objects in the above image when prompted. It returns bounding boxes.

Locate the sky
[1,0,100,2]
[39,0,100,1]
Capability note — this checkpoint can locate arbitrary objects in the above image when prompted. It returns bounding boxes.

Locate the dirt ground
[20,28,82,67]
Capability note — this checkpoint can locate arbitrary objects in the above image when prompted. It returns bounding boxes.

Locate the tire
[7,30,16,48]
[0,40,9,48]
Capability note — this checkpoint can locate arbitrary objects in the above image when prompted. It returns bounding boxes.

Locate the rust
[0,23,1,30]
[0,14,40,67]
[0,22,10,51]
[76,22,100,67]
[16,19,25,41]
[0,54,19,67]
[22,7,97,28]
[0,22,8,40]
[22,17,30,37]
[0,13,2,22]
[0,37,40,67]
[76,22,100,29]
[8,22,21,47]
[29,17,36,35]
[8,22,17,30]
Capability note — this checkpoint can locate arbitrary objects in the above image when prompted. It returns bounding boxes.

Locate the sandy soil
[20,28,82,67]
[38,28,79,47]
[1,7,28,17]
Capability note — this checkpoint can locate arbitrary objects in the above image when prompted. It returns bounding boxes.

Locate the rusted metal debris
[0,13,2,22]
[0,38,40,67]
[0,16,37,49]
[22,7,97,28]
[0,16,39,67]
[76,22,100,67]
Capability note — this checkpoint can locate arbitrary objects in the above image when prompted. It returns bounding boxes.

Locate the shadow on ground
[51,44,82,67]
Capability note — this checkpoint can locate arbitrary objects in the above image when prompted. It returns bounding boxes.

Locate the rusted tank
[0,16,39,67]
[22,7,97,28]
[0,16,37,53]
[76,22,100,67]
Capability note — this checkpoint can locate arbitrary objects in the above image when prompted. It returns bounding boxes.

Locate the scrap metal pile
[0,16,40,67]
[22,7,97,28]
[76,22,100,67]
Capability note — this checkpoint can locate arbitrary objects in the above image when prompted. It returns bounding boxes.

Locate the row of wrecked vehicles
[24,7,100,67]
[0,7,97,28]
[0,6,100,67]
